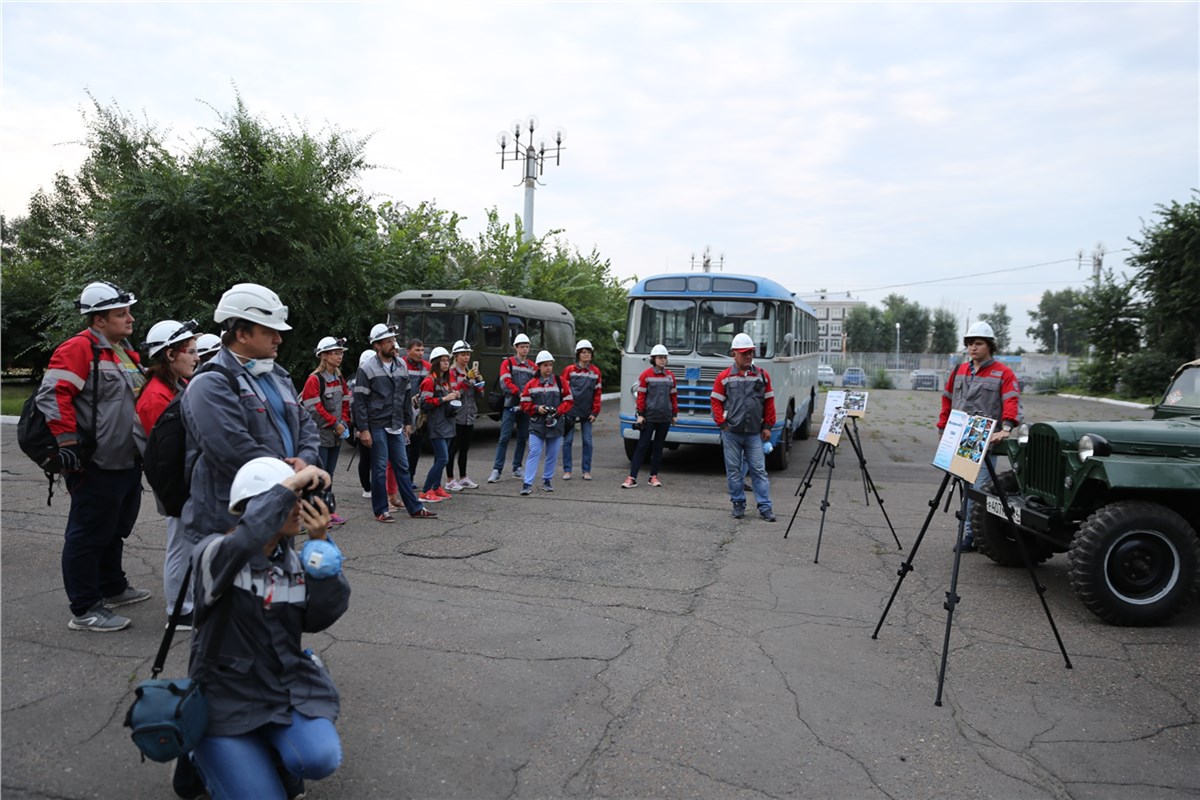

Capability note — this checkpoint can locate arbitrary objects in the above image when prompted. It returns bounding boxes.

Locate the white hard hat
[513,333,531,346]
[358,349,377,368]
[195,333,222,359]
[314,336,347,356]
[428,346,450,362]
[143,319,200,359]
[650,344,669,358]
[369,323,397,344]
[228,457,294,515]
[213,283,291,331]
[964,320,996,343]
[575,339,594,352]
[731,332,756,352]
[535,350,555,364]
[76,281,137,314]
[451,339,472,354]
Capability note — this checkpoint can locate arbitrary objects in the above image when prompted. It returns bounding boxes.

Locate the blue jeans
[561,418,593,474]
[523,433,561,484]
[63,465,142,616]
[193,710,341,800]
[492,407,529,472]
[963,454,998,544]
[423,437,450,492]
[721,430,772,512]
[319,444,340,476]
[369,428,423,516]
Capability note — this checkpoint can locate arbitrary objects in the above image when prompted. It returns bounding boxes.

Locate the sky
[2,2,1197,350]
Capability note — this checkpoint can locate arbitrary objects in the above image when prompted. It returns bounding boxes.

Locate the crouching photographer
[187,459,349,800]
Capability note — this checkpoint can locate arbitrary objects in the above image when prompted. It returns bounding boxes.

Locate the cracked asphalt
[2,390,1197,799]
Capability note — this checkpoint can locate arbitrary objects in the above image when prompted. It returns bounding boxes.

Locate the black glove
[56,444,84,473]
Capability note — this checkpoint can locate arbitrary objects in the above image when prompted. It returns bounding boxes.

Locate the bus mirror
[611,330,622,348]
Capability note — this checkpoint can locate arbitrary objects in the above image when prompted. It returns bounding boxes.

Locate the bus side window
[508,316,525,347]
[482,313,504,349]
[525,319,545,350]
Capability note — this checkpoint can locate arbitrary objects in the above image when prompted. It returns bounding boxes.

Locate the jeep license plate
[985,496,1021,526]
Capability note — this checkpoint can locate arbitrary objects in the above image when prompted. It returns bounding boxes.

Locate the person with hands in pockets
[560,339,602,481]
[187,459,348,800]
[518,350,573,495]
[622,344,678,490]
[710,332,776,522]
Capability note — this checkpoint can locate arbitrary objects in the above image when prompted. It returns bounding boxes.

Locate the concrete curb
[1056,394,1153,409]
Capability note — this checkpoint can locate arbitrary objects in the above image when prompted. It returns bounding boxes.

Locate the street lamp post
[1053,323,1060,389]
[495,115,566,243]
[895,322,901,371]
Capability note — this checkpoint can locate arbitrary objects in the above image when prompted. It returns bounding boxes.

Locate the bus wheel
[796,393,813,441]
[767,409,792,471]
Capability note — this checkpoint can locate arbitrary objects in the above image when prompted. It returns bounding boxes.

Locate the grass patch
[1,381,35,416]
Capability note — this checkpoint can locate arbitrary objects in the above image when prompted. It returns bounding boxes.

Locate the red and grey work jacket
[938,358,1021,431]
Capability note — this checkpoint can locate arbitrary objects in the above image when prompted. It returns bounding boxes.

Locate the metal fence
[820,352,960,389]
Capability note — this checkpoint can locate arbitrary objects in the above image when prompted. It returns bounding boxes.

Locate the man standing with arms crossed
[937,320,1022,552]
[711,333,777,522]
[488,333,536,483]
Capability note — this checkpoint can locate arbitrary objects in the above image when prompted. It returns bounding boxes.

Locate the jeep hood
[1035,419,1200,453]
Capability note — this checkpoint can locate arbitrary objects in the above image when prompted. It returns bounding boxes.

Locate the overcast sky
[3,2,1196,349]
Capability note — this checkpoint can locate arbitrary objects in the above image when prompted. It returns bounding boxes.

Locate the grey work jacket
[189,485,350,736]
[419,375,458,440]
[352,356,413,431]
[181,348,320,545]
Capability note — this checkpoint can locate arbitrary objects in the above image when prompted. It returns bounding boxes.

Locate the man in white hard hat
[937,320,1022,552]
[561,339,602,480]
[181,283,322,550]
[35,280,150,631]
[488,333,536,483]
[710,332,777,522]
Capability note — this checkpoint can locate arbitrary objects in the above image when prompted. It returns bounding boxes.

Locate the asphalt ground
[2,390,1197,800]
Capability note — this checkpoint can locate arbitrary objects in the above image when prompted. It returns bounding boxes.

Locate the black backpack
[17,336,102,505]
[142,363,240,517]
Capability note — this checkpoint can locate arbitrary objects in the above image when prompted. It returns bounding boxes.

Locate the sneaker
[361,489,372,498]
[541,481,554,492]
[419,490,443,504]
[69,603,131,632]
[759,508,777,522]
[375,512,395,523]
[459,477,479,489]
[410,508,438,519]
[562,472,572,481]
[434,487,452,500]
[953,541,978,553]
[388,493,403,511]
[731,504,746,519]
[165,612,194,631]
[488,469,502,483]
[648,475,663,487]
[512,466,524,479]
[329,513,347,526]
[172,754,207,800]
[582,473,593,481]
[520,484,532,496]
[620,477,637,489]
[446,479,463,492]
[104,586,152,608]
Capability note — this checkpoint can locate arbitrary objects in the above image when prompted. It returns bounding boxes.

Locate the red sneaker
[410,508,438,519]
[434,486,452,500]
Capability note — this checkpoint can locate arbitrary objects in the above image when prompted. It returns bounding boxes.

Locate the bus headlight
[1077,433,1111,461]
[1016,423,1030,445]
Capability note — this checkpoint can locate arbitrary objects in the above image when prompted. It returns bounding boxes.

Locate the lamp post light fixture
[495,115,566,243]
[1053,323,1060,389]
[895,322,901,370]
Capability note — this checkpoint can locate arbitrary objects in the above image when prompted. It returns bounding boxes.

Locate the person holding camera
[36,281,150,632]
[417,346,461,504]
[445,340,484,491]
[488,333,536,483]
[518,350,573,495]
[301,337,351,526]
[560,339,602,481]
[621,344,678,490]
[187,459,348,800]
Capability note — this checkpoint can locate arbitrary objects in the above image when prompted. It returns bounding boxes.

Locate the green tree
[845,306,885,352]
[1079,269,1141,393]
[881,293,930,352]
[1128,193,1200,360]
[929,307,959,353]
[978,303,1012,352]
[1026,288,1089,356]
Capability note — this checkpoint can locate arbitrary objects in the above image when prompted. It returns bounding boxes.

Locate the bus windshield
[627,299,696,355]
[697,300,777,358]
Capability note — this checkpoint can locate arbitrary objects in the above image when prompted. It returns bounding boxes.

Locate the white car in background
[817,364,836,386]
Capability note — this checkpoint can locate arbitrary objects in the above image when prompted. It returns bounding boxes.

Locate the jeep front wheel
[1068,501,1200,626]
[970,470,1055,567]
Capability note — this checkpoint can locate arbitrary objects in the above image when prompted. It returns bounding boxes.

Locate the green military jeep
[971,359,1200,626]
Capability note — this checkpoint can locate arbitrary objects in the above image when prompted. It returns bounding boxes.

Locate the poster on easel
[817,391,848,446]
[932,410,997,483]
[844,390,868,418]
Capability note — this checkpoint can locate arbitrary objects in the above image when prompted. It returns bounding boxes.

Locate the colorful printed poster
[844,390,868,418]
[932,410,997,482]
[818,391,848,446]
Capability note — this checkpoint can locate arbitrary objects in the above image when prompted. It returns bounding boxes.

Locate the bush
[1078,359,1116,395]
[1118,350,1180,399]
[869,369,895,389]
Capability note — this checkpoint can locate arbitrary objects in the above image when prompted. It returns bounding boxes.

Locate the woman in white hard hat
[561,339,602,481]
[622,344,678,489]
[445,340,485,490]
[417,346,462,503]
[195,333,222,364]
[518,351,573,495]
[187,457,346,800]
[136,319,201,628]
[301,337,351,526]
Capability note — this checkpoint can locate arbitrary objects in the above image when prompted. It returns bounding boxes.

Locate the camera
[301,486,337,515]
[631,420,644,431]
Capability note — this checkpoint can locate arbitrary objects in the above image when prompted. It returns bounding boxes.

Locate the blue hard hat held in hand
[300,538,343,579]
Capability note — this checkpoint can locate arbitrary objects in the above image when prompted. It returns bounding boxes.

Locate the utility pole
[690,245,725,273]
[495,116,566,243]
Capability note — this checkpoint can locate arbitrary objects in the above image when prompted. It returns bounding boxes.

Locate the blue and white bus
[618,273,820,470]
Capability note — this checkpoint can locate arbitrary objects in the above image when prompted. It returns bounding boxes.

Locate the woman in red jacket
[301,337,351,525]
[135,319,200,628]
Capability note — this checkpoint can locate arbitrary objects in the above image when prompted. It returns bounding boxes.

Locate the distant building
[806,290,866,356]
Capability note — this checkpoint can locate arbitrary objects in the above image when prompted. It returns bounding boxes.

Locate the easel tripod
[871,457,1072,706]
[783,420,903,562]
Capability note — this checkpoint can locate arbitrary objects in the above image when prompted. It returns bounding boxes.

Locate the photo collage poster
[932,410,997,483]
